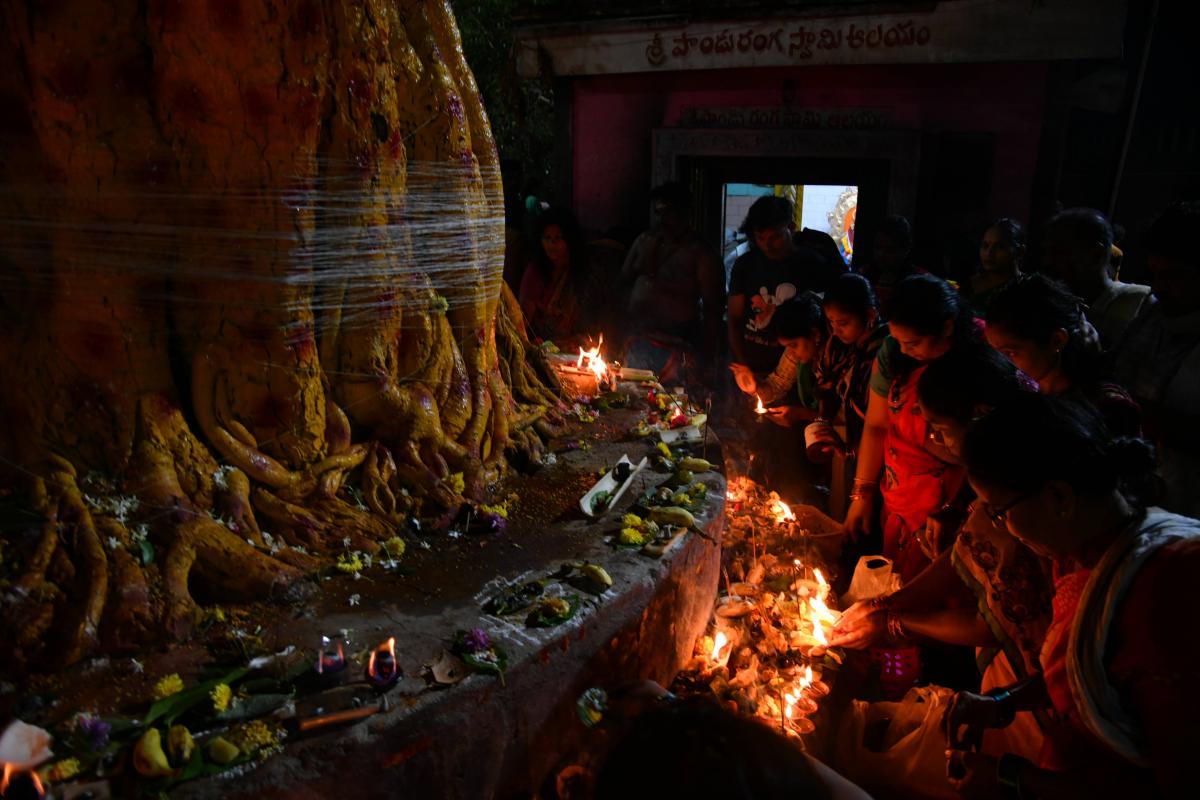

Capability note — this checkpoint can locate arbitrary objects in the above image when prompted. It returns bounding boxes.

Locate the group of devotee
[511,189,1200,798]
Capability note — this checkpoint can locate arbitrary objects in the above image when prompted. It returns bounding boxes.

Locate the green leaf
[138,538,155,565]
[169,746,254,787]
[461,645,508,679]
[482,579,546,616]
[214,693,291,723]
[526,595,580,628]
[142,667,249,727]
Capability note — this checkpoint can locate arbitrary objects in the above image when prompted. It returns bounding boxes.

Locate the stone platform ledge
[177,409,725,800]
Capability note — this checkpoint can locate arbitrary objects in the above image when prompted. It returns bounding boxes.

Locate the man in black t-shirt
[728,196,845,374]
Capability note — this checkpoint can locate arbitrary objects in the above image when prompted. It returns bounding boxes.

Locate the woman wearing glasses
[829,349,1052,786]
[943,394,1200,800]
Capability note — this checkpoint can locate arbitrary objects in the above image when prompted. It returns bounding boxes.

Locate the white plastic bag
[831,686,958,800]
[842,555,902,606]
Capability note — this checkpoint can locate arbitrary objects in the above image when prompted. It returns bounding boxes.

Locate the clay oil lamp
[754,394,767,422]
[316,636,347,685]
[366,637,401,690]
[780,690,816,736]
[802,665,831,699]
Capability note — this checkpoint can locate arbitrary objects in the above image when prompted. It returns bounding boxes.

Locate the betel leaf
[483,579,546,616]
[526,595,580,628]
[461,645,508,681]
[142,667,249,727]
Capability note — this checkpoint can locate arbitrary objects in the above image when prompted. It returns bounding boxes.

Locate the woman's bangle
[987,688,1018,727]
[995,753,1032,799]
[885,609,908,641]
[869,593,894,611]
[852,477,878,489]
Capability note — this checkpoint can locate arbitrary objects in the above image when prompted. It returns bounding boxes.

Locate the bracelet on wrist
[869,593,894,611]
[885,609,908,641]
[987,689,1018,726]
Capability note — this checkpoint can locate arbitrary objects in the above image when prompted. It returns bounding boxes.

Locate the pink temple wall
[570,61,1049,235]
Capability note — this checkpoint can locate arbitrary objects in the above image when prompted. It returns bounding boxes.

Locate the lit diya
[366,637,401,689]
[802,665,831,698]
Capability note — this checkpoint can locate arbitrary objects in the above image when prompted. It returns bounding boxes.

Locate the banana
[167,725,194,766]
[133,728,174,777]
[677,457,716,473]
[648,506,697,529]
[578,563,612,590]
[208,736,240,765]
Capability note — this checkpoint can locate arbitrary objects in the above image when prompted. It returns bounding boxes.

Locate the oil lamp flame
[366,636,400,688]
[754,395,766,414]
[809,607,829,646]
[710,631,728,662]
[725,476,751,504]
[767,494,795,524]
[1,764,45,799]
[809,595,839,626]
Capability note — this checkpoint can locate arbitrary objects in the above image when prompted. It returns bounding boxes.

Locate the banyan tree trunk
[0,0,564,674]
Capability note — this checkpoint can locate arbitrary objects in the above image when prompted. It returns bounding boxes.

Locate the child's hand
[728,362,757,394]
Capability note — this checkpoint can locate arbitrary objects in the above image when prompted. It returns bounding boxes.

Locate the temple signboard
[678,106,893,130]
[516,0,1125,77]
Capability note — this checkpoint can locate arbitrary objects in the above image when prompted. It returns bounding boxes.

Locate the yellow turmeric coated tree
[0,0,562,672]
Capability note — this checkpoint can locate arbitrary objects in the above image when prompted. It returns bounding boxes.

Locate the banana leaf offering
[483,579,548,616]
[526,595,580,628]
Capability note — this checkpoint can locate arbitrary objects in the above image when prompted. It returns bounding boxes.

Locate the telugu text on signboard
[645,20,932,67]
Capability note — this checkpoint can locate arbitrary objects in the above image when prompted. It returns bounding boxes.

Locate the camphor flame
[367,636,398,684]
[755,394,766,414]
[1,764,45,798]
[710,630,729,662]
[577,335,608,383]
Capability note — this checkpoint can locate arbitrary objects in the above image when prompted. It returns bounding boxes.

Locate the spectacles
[975,490,1037,526]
